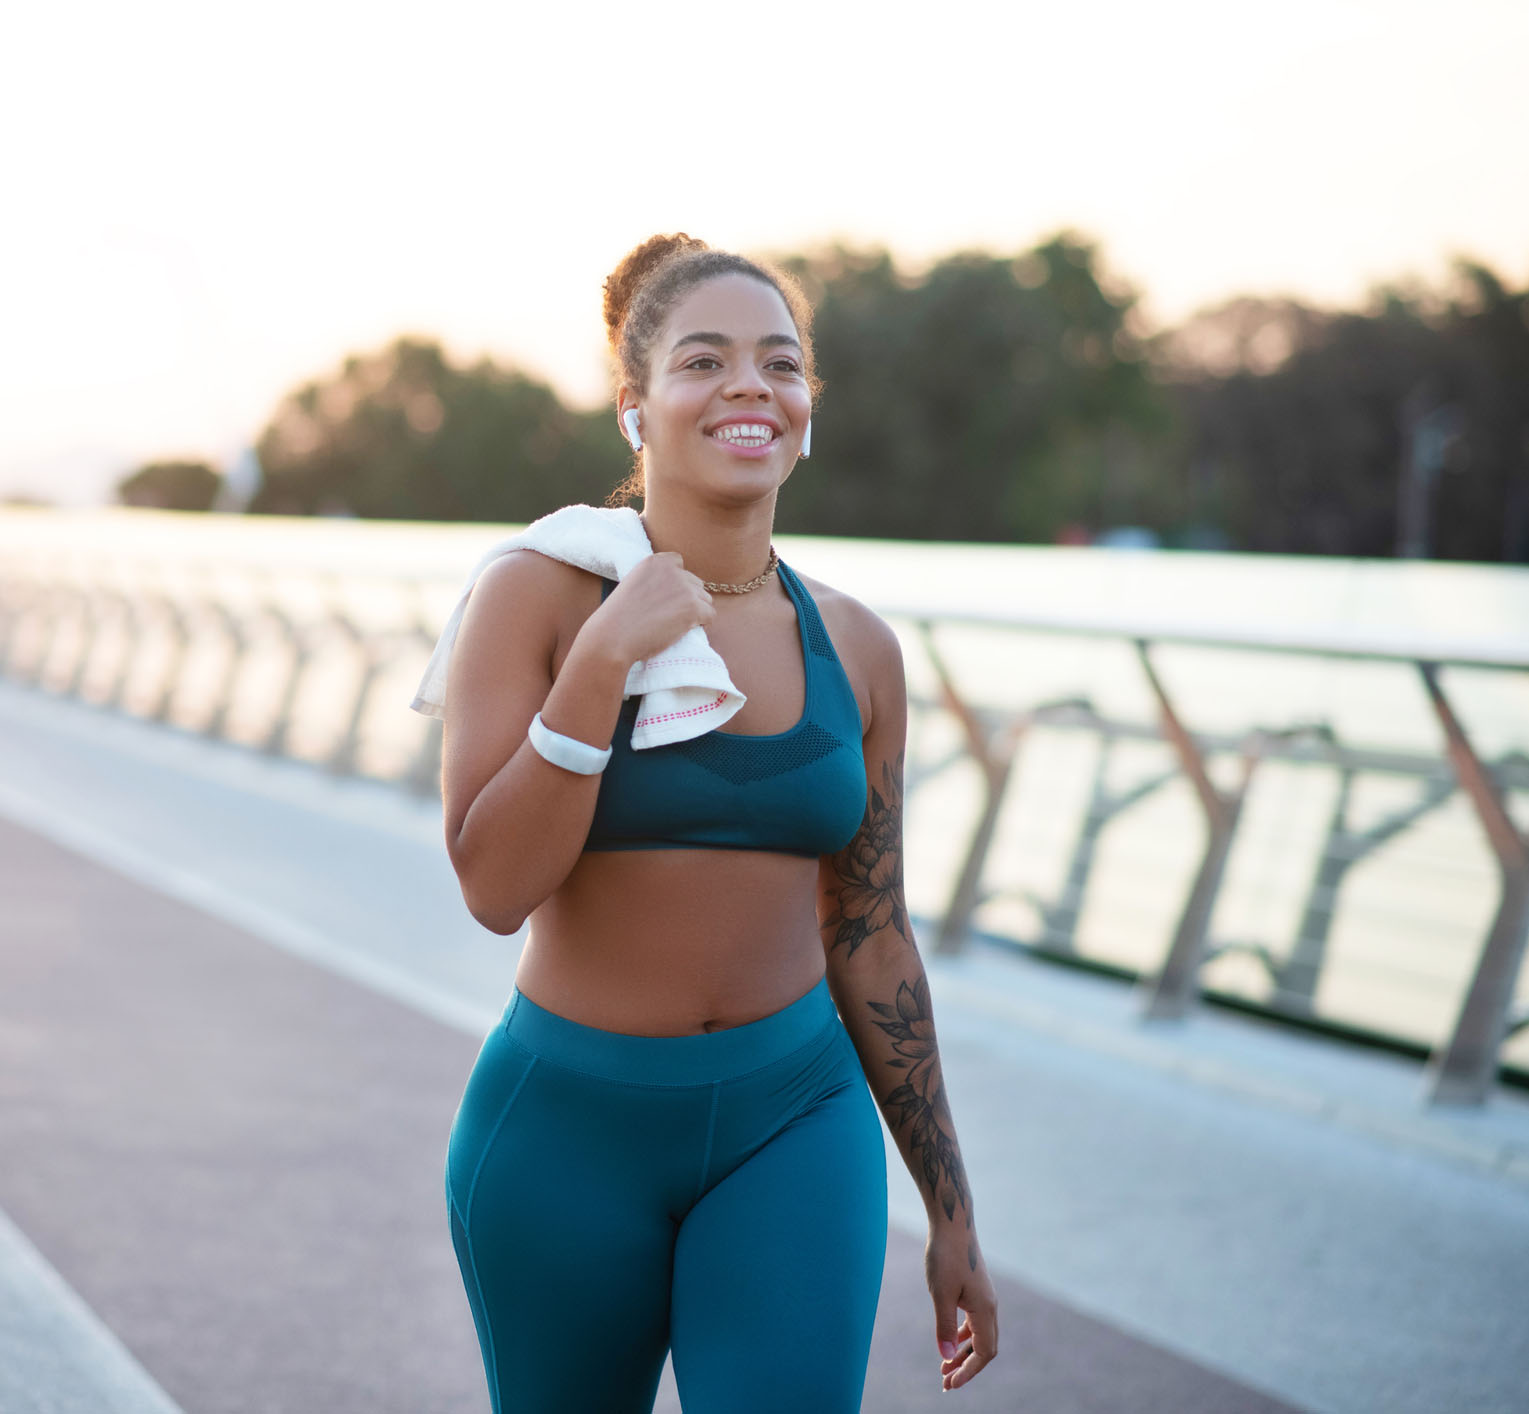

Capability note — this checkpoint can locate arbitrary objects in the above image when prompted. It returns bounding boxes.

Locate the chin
[699,471,784,510]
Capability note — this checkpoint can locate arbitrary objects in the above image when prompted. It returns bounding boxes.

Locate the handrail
[887,606,1528,1105]
[0,546,1525,1107]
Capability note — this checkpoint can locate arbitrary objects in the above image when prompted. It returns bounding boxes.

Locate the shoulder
[795,568,903,674]
[470,546,600,608]
[457,549,604,666]
[793,568,905,736]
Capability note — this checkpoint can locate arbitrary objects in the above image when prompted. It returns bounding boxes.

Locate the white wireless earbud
[622,409,643,450]
[800,418,812,459]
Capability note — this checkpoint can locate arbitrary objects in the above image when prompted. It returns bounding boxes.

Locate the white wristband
[527,712,613,775]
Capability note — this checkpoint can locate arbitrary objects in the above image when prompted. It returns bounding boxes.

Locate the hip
[445,975,883,1223]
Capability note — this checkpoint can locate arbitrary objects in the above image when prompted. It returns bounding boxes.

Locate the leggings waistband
[501,974,837,1086]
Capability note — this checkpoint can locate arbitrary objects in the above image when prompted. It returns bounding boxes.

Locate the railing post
[916,621,1027,956]
[103,594,145,711]
[63,586,109,698]
[406,716,444,798]
[11,582,67,684]
[147,597,191,723]
[202,600,250,741]
[262,607,311,758]
[328,617,389,777]
[1134,640,1260,1021]
[1418,661,1529,1105]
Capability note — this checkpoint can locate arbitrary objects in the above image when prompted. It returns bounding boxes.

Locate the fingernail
[939,1340,957,1359]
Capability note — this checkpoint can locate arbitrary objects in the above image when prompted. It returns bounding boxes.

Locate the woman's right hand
[581,552,715,667]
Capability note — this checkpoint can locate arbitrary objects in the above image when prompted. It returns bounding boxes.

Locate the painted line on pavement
[0,1205,186,1414]
[0,777,501,1041]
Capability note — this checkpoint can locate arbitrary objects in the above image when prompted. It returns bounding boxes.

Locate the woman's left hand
[926,1224,999,1392]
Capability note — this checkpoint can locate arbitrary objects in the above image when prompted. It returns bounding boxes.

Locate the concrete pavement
[2,680,1527,1411]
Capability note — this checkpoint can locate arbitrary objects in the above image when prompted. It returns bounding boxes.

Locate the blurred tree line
[118,237,1528,561]
[248,340,626,521]
[1155,262,1529,560]
[118,459,222,511]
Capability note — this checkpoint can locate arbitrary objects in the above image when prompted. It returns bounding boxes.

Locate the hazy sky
[4,0,1527,502]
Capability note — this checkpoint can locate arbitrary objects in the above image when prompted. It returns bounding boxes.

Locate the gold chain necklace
[702,547,779,595]
[640,516,779,594]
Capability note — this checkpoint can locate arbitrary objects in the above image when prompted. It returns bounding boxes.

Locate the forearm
[830,934,975,1237]
[449,634,629,932]
[818,740,977,1247]
[819,631,999,1387]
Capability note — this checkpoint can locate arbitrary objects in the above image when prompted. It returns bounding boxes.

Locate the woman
[434,234,998,1412]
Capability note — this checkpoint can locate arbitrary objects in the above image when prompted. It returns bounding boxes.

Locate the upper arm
[440,550,580,850]
[816,607,913,961]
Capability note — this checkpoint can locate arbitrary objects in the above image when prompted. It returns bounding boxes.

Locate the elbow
[475,906,527,937]
[460,878,527,937]
[448,836,529,937]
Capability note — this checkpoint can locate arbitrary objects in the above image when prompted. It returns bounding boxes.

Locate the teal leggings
[445,975,889,1413]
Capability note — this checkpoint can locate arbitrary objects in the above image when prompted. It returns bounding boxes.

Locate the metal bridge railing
[2,549,1525,1107]
[883,605,1529,1107]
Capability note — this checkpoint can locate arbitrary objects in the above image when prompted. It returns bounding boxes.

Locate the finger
[943,1348,993,1391]
[937,1314,972,1364]
[934,1303,955,1350]
[945,1305,999,1388]
[939,1336,974,1371]
[941,1301,997,1382]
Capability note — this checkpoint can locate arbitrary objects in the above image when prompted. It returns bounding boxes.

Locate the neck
[639,492,778,587]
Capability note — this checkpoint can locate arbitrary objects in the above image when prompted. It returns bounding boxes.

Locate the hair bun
[603,233,709,349]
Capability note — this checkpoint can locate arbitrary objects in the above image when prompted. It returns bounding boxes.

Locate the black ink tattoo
[866,975,971,1225]
[823,752,910,957]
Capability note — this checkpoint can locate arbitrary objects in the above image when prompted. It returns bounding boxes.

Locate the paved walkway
[2,681,1527,1412]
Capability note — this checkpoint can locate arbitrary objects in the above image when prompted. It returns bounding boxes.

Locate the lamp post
[1396,389,1463,559]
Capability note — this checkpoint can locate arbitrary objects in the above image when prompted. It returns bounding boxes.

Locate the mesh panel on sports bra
[585,559,867,855]
[670,722,847,785]
[799,599,836,660]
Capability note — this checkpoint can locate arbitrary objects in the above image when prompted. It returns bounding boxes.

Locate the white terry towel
[409,503,746,749]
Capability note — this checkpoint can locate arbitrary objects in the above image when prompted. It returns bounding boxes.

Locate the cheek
[650,385,711,431]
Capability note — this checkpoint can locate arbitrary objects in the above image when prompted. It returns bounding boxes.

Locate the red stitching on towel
[636,692,730,726]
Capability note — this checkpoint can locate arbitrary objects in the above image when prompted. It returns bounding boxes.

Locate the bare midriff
[512,847,825,1036]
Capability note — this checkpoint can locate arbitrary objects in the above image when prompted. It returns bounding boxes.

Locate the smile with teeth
[710,423,777,447]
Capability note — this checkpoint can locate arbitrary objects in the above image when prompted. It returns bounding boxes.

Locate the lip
[705,414,782,436]
[704,414,785,460]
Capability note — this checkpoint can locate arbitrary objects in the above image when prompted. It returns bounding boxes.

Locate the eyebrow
[670,331,803,353]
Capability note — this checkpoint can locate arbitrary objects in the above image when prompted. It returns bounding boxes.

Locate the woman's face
[625,273,812,505]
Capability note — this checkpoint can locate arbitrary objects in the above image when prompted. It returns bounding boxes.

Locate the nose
[721,359,771,401]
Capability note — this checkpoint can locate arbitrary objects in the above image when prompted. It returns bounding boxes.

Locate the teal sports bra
[583,561,868,858]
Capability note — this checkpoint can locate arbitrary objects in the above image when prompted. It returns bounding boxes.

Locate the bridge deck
[1,681,1526,1413]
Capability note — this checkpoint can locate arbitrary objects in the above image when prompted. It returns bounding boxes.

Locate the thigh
[447,1031,679,1414]
[669,1034,888,1414]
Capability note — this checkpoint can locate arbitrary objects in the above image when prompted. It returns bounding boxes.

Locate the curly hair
[602,234,819,503]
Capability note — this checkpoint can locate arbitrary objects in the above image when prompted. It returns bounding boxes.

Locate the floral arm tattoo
[822,750,975,1257]
[822,752,911,957]
[869,975,973,1237]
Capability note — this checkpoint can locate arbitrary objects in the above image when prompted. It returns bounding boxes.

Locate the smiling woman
[429,233,998,1412]
[602,234,822,506]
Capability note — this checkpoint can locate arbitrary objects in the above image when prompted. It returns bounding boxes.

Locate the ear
[615,386,642,450]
